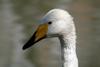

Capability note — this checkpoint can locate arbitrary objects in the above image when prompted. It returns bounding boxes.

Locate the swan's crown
[42,9,73,22]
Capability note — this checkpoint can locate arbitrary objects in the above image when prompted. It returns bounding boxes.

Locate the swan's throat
[58,33,78,67]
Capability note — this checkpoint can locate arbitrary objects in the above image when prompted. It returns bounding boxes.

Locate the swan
[22,9,78,67]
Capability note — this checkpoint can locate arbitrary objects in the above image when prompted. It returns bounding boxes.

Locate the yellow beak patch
[23,23,48,50]
[35,23,48,41]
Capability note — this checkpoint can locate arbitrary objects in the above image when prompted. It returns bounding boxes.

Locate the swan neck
[59,33,78,67]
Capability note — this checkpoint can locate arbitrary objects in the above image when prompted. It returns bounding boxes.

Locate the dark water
[0,0,100,67]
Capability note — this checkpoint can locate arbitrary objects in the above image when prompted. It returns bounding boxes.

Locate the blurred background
[0,0,100,67]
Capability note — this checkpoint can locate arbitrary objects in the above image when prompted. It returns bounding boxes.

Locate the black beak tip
[22,46,27,50]
[22,44,31,50]
[22,42,34,50]
[22,32,46,50]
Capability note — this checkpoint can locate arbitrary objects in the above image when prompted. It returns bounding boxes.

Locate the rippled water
[0,0,100,67]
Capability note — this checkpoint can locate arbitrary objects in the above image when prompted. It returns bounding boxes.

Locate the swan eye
[48,21,52,25]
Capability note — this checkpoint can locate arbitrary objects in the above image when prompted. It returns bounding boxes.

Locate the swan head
[42,9,74,36]
[23,9,74,50]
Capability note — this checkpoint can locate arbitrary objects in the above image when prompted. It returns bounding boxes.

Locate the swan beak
[23,23,48,50]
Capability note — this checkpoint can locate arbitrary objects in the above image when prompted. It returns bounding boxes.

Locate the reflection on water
[0,0,100,67]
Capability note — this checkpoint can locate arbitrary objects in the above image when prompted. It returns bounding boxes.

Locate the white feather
[41,9,78,67]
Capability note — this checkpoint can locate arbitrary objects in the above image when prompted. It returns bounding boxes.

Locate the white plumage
[42,9,78,67]
[23,9,78,67]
